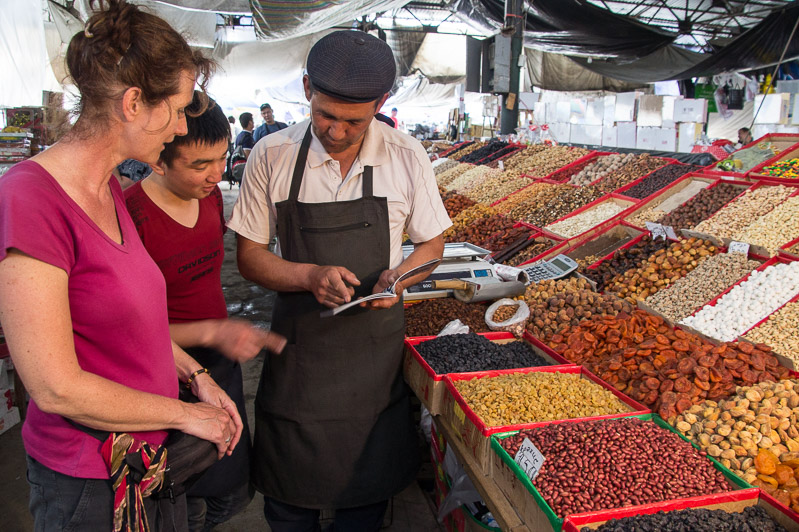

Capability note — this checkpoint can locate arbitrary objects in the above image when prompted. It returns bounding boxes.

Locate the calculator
[523,254,579,283]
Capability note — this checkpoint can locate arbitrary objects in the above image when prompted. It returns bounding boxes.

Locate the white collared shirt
[228,118,451,268]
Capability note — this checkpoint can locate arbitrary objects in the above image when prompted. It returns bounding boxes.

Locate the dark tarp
[571,46,707,84]
[476,0,676,61]
[526,49,646,92]
[573,4,799,83]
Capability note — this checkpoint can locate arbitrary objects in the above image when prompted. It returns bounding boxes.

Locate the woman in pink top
[0,1,243,530]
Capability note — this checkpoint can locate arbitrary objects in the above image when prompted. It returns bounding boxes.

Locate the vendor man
[228,30,451,531]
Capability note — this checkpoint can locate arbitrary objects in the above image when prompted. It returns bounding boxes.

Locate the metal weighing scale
[523,254,579,283]
[402,243,494,300]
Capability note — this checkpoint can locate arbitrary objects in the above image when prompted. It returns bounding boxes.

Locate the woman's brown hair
[66,0,214,122]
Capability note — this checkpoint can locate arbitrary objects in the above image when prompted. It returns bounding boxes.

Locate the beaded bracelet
[185,367,210,389]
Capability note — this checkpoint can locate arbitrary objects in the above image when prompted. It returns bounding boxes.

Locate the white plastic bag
[438,446,482,521]
[437,319,470,337]
[485,298,529,338]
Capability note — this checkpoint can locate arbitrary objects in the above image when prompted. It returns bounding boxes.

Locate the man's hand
[362,269,402,310]
[210,319,287,362]
[307,265,361,308]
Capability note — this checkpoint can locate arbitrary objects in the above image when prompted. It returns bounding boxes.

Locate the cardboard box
[654,127,677,152]
[548,123,571,144]
[602,96,615,126]
[555,102,571,123]
[616,122,637,149]
[569,124,602,146]
[754,93,791,125]
[601,126,617,148]
[661,95,679,129]
[637,95,664,127]
[636,127,657,150]
[613,92,638,122]
[534,101,547,124]
[674,99,708,123]
[678,122,703,153]
[584,99,604,126]
[0,407,20,436]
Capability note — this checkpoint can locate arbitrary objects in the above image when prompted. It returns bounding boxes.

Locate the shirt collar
[306,118,391,169]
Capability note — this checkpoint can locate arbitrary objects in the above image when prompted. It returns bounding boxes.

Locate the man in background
[235,112,255,159]
[737,127,753,148]
[253,103,288,143]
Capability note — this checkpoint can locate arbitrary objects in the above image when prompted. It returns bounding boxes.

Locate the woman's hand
[188,373,243,458]
[210,319,287,362]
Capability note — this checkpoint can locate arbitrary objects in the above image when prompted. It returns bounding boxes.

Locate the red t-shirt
[124,183,228,323]
[0,161,177,479]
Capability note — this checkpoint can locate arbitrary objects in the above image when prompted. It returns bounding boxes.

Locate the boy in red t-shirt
[125,92,285,531]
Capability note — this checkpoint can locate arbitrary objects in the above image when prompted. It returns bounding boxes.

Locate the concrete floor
[0,186,443,532]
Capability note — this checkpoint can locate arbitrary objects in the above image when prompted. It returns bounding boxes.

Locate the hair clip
[84,21,94,38]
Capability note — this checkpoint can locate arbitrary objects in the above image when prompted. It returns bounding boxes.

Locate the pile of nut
[433,158,459,175]
[512,146,591,178]
[494,145,550,176]
[596,154,667,194]
[733,195,799,255]
[692,185,794,240]
[442,204,498,240]
[440,191,476,219]
[404,299,490,337]
[499,183,603,227]
[503,239,558,267]
[644,252,761,323]
[604,238,717,303]
[462,173,533,205]
[671,380,799,513]
[445,165,500,193]
[744,301,799,365]
[625,206,666,228]
[481,224,533,254]
[523,277,634,340]
[619,164,704,200]
[452,370,629,427]
[501,418,732,517]
[657,182,744,232]
[680,261,799,342]
[445,213,518,248]
[436,163,474,188]
[545,201,626,239]
[548,310,790,418]
[581,235,671,291]
[569,153,637,187]
[788,242,799,255]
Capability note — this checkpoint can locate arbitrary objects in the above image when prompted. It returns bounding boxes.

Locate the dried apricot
[775,465,794,485]
[757,474,779,488]
[674,377,692,393]
[755,449,779,476]
[738,342,753,354]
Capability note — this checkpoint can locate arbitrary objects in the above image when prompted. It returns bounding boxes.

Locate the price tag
[663,226,679,240]
[498,160,505,171]
[514,437,545,481]
[728,241,750,255]
[645,222,667,240]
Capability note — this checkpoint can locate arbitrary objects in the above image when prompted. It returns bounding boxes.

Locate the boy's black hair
[239,112,253,129]
[160,91,229,167]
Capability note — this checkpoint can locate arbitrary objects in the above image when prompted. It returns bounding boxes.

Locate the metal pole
[500,0,524,135]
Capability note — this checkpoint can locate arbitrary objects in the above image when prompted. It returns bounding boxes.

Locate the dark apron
[185,347,250,498]
[252,125,420,509]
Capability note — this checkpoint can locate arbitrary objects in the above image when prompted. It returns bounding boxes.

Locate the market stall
[410,133,799,531]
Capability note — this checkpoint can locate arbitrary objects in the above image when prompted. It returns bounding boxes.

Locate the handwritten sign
[499,160,505,171]
[515,438,545,481]
[645,222,667,240]
[663,226,679,240]
[728,241,750,255]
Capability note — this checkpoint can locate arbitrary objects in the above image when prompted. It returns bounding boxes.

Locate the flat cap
[307,30,396,103]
